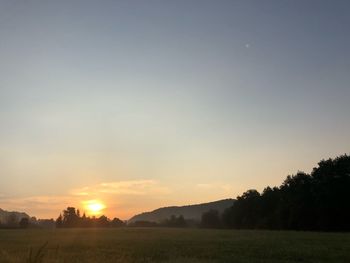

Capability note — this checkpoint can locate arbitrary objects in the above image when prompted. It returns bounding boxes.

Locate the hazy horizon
[1,0,350,219]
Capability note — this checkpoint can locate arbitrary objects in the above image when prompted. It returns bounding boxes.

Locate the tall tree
[222,154,350,231]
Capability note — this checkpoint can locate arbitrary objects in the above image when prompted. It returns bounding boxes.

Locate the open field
[0,228,349,263]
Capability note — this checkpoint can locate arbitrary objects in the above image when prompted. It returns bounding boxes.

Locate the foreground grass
[0,228,349,263]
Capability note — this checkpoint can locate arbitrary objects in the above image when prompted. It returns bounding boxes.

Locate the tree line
[0,215,55,229]
[55,207,189,228]
[201,154,350,231]
[0,215,31,229]
[129,215,189,227]
[56,207,125,228]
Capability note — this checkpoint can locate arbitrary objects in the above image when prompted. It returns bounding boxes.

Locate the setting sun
[84,200,106,215]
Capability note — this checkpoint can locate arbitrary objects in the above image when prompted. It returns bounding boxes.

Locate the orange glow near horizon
[83,200,106,216]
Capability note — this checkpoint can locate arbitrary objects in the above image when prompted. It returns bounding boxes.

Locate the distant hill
[0,208,30,224]
[128,199,234,223]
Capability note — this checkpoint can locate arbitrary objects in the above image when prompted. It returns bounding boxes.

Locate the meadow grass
[0,228,349,262]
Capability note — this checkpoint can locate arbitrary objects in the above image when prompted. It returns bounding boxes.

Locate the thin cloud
[72,180,171,196]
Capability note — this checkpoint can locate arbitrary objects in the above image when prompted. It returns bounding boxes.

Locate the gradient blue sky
[1,0,350,219]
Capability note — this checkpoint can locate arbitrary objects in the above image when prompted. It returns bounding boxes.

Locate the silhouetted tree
[227,189,261,229]
[279,172,314,230]
[37,219,55,228]
[55,207,126,228]
[6,212,18,228]
[201,209,221,228]
[19,217,29,228]
[62,207,80,227]
[222,154,350,231]
[311,155,350,231]
[162,215,187,227]
[56,214,63,228]
[111,217,125,227]
[175,215,186,227]
[97,215,110,227]
[258,186,280,228]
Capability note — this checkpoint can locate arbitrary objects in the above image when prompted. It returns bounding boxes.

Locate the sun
[84,200,106,215]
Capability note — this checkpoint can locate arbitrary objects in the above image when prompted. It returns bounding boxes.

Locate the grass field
[0,228,349,263]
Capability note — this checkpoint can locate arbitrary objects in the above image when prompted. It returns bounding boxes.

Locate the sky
[1,0,350,220]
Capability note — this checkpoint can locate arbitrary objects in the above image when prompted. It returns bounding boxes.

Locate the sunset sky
[1,0,350,219]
